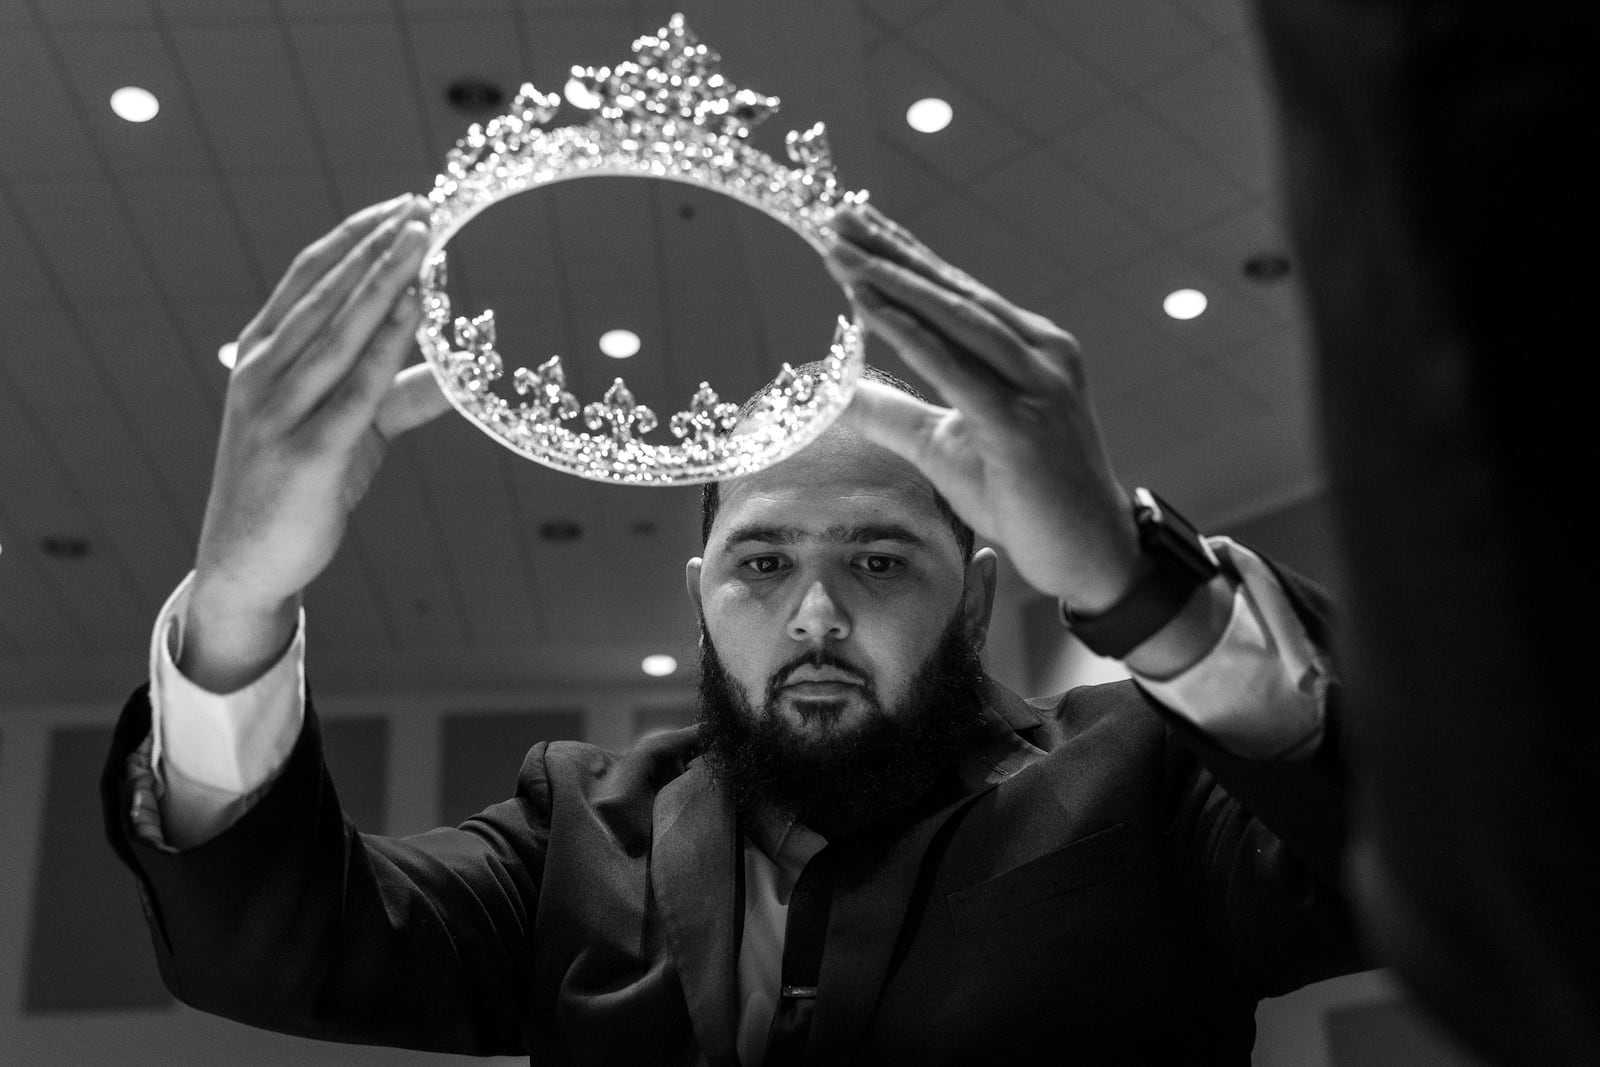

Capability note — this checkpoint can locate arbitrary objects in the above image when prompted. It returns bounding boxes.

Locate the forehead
[711,424,950,547]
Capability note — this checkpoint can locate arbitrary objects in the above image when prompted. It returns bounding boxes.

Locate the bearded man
[103,195,1362,1064]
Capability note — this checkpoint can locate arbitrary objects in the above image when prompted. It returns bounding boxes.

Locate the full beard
[697,611,987,839]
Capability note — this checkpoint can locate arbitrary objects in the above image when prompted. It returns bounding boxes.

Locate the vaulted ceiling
[0,0,1319,705]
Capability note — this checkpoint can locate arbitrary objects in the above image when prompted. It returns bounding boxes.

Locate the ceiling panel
[49,25,212,177]
[275,0,390,22]
[74,301,221,489]
[1003,0,1217,92]
[1097,243,1278,357]
[119,175,261,303]
[403,8,527,154]
[1047,283,1195,399]
[969,149,1158,285]
[899,190,1072,314]
[1138,45,1275,196]
[906,1,1116,138]
[1225,325,1314,413]
[0,30,99,177]
[153,0,273,26]
[517,12,663,90]
[1180,0,1254,41]
[168,22,324,174]
[225,171,342,287]
[7,176,165,307]
[287,19,433,172]
[1135,402,1320,528]
[855,0,948,31]
[300,534,402,655]
[0,188,60,306]
[1056,99,1250,237]
[866,40,1032,192]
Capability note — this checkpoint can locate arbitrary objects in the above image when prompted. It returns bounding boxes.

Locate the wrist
[180,575,301,693]
[1121,573,1235,680]
[1062,489,1222,660]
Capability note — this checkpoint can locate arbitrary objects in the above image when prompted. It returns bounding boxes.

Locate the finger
[837,376,947,467]
[243,194,426,347]
[831,204,1058,349]
[314,283,426,441]
[853,286,1012,424]
[839,248,1046,392]
[834,204,969,293]
[272,219,432,405]
[375,363,452,440]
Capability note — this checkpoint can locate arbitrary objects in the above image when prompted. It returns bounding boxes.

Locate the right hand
[181,194,449,691]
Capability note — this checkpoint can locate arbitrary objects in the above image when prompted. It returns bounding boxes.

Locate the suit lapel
[653,759,742,1067]
[805,788,989,1064]
[805,679,1046,1063]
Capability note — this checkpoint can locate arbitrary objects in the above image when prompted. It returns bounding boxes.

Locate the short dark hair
[699,362,977,559]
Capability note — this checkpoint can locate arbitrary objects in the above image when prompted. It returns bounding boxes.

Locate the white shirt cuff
[149,573,306,844]
[1131,538,1334,760]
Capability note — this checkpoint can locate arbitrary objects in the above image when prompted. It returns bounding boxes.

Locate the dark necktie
[762,849,835,1067]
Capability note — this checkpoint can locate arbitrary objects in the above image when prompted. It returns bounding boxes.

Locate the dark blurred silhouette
[1254,3,1597,1063]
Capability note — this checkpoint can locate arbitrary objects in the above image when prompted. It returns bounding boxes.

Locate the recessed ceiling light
[445,76,505,116]
[599,328,640,359]
[40,535,91,560]
[905,97,953,133]
[110,86,160,123]
[218,342,238,369]
[1162,288,1208,320]
[641,654,678,677]
[1242,252,1292,283]
[538,519,583,542]
[564,74,602,110]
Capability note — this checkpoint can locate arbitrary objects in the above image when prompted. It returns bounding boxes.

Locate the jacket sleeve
[102,684,548,1056]
[1146,563,1367,996]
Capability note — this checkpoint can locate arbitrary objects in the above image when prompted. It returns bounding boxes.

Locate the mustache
[765,648,874,706]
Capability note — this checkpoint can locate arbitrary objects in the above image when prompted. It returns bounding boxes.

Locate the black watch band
[1063,488,1221,659]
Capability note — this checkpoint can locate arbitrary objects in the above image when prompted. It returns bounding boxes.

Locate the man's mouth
[782,667,864,691]
[782,680,861,698]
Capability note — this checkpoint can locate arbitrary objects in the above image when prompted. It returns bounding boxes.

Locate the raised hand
[823,203,1140,615]
[182,194,449,691]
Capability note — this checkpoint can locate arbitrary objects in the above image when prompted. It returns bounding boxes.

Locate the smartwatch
[1063,488,1221,659]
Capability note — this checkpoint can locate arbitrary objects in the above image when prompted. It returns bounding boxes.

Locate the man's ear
[685,557,705,615]
[963,547,999,650]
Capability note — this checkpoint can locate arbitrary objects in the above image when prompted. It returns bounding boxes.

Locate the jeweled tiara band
[416,13,868,486]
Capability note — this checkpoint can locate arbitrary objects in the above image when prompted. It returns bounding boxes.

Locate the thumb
[376,362,452,439]
[837,376,945,468]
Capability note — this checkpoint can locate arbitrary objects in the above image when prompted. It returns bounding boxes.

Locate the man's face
[687,423,992,743]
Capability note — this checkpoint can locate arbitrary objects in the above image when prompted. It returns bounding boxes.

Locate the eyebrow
[720,522,928,550]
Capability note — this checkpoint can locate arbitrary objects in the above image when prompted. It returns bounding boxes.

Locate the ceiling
[0,0,1321,706]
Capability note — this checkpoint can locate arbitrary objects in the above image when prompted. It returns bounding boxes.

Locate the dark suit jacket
[103,579,1361,1065]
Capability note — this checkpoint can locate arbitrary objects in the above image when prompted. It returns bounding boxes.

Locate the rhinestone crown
[417,14,867,485]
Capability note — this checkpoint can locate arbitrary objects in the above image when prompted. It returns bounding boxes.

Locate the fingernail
[396,219,430,248]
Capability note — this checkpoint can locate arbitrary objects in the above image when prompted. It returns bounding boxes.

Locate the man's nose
[788,579,850,643]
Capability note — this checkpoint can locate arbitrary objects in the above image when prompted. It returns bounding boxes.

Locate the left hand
[823,203,1139,612]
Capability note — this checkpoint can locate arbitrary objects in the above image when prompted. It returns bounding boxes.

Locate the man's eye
[856,555,905,577]
[740,556,787,576]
